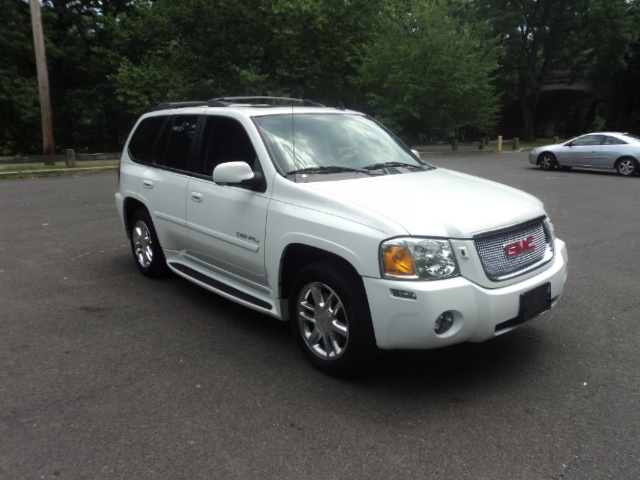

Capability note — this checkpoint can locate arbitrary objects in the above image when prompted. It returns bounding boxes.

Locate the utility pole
[29,0,55,160]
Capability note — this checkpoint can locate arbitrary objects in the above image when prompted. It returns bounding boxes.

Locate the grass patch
[0,161,119,173]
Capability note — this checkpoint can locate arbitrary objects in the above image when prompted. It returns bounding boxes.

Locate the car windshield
[254,113,426,176]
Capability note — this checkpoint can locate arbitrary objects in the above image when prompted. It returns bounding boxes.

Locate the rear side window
[604,136,627,145]
[155,115,199,170]
[128,116,166,163]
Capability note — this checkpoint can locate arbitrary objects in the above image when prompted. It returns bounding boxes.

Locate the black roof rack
[210,96,325,107]
[147,96,325,113]
[146,99,226,112]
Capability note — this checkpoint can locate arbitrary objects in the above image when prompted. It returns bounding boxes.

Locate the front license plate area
[519,282,551,323]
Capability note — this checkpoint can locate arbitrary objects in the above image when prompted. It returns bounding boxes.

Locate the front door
[558,134,604,167]
[185,115,270,286]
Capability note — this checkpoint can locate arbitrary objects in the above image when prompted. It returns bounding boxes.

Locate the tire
[538,152,557,171]
[129,209,169,278]
[615,157,638,176]
[289,260,379,375]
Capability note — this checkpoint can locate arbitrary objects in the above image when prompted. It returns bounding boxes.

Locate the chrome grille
[474,218,553,281]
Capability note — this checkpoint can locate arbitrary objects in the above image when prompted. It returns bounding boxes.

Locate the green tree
[453,0,640,140]
[0,0,40,155]
[355,1,499,143]
[41,0,148,151]
[110,0,382,115]
[582,0,640,132]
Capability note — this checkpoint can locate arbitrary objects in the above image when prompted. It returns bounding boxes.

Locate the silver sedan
[529,132,640,176]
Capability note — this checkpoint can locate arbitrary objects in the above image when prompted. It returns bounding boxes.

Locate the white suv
[115,97,568,374]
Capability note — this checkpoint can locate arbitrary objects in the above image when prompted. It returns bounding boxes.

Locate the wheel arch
[537,151,557,163]
[279,244,363,305]
[614,155,638,169]
[122,197,150,239]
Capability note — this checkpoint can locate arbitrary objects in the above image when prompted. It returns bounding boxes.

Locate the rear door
[131,114,199,252]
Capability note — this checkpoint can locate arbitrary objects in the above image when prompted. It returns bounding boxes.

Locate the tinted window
[155,115,199,170]
[604,136,626,145]
[128,116,166,163]
[572,135,605,146]
[195,116,257,175]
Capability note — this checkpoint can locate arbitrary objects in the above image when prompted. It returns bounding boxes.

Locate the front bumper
[363,239,568,350]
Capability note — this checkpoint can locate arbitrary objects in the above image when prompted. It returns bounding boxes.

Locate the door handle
[191,192,203,202]
[142,179,154,189]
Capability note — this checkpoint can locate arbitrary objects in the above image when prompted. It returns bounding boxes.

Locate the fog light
[434,311,455,335]
[390,288,417,300]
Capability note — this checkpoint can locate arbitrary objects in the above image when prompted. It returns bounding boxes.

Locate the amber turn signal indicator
[383,245,416,276]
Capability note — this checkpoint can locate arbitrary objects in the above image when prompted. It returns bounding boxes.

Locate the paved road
[1,153,638,480]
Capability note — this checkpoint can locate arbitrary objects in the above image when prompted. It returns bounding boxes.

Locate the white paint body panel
[116,105,569,352]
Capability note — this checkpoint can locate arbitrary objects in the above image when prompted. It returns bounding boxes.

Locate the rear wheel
[289,261,378,375]
[538,152,557,171]
[129,209,169,277]
[616,157,638,176]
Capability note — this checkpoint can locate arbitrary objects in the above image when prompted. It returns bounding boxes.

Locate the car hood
[304,168,545,238]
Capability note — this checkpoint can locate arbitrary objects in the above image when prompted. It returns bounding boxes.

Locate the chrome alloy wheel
[132,220,153,268]
[539,153,556,170]
[617,158,637,176]
[297,282,349,360]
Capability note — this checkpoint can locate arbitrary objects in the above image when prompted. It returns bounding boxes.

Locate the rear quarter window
[128,116,166,163]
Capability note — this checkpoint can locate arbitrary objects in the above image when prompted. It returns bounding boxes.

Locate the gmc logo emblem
[504,237,536,257]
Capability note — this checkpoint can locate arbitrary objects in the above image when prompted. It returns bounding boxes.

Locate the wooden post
[512,137,520,150]
[497,135,503,152]
[29,0,55,162]
[452,138,458,151]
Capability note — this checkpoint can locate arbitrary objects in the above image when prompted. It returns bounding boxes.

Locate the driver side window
[195,116,257,176]
[573,135,604,146]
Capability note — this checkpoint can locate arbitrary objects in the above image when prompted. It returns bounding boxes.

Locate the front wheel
[538,152,557,171]
[616,157,639,176]
[289,261,378,375]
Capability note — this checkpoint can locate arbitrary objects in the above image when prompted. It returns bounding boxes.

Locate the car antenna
[291,94,297,183]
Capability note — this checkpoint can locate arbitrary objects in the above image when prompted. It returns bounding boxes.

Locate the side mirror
[212,161,266,192]
[411,149,421,160]
[212,161,255,184]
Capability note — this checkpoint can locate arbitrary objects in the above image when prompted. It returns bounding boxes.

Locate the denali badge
[237,232,260,244]
[504,237,536,257]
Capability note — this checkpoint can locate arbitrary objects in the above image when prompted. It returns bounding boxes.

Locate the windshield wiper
[287,165,370,175]
[363,161,426,171]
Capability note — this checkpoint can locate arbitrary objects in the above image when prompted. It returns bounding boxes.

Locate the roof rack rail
[146,96,325,113]
[146,99,226,113]
[210,96,325,107]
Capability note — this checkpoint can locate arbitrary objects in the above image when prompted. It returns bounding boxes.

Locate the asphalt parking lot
[1,152,638,479]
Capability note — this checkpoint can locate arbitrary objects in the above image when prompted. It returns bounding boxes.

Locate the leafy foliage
[0,0,40,155]
[452,0,640,140]
[1,0,639,154]
[356,1,499,142]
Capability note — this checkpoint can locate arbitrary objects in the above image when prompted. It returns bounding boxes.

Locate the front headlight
[380,238,459,280]
[543,217,555,241]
